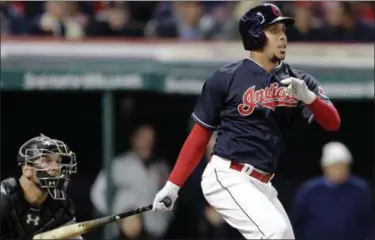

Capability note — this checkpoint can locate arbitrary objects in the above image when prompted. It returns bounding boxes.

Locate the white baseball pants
[201,155,295,239]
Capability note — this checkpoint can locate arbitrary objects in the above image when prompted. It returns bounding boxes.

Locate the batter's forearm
[306,97,341,131]
[168,123,212,186]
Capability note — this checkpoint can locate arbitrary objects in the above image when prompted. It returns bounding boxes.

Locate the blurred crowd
[1,1,374,42]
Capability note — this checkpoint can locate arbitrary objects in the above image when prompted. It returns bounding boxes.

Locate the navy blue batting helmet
[239,3,294,51]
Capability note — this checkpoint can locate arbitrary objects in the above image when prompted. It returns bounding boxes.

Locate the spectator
[28,1,87,40]
[198,2,239,40]
[146,1,204,40]
[353,2,375,27]
[63,2,88,39]
[90,124,172,240]
[286,2,321,42]
[319,2,374,42]
[150,2,173,22]
[85,2,144,37]
[291,141,374,240]
[1,1,374,43]
[0,1,28,35]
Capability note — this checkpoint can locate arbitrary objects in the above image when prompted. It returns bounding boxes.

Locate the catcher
[0,134,82,240]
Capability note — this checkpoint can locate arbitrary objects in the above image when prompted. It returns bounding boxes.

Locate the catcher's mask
[17,134,77,200]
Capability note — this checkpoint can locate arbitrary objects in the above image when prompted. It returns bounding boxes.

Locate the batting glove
[281,77,316,104]
[152,181,179,212]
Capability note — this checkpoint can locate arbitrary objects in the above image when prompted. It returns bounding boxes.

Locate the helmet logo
[271,5,282,17]
[256,12,265,24]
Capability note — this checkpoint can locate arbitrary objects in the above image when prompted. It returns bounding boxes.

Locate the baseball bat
[33,197,172,240]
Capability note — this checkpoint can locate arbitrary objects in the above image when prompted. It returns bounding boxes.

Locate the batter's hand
[281,77,316,104]
[152,181,179,212]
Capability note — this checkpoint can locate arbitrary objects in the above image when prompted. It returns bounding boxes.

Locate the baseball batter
[152,3,341,239]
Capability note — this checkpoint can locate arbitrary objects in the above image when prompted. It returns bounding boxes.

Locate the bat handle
[161,197,172,207]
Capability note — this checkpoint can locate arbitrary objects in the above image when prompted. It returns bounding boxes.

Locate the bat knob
[162,197,172,207]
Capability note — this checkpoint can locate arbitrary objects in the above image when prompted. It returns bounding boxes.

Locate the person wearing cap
[291,141,373,240]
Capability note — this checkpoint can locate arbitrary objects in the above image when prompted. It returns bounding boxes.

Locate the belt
[229,161,274,183]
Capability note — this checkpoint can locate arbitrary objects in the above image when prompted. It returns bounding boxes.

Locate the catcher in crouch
[0,134,82,240]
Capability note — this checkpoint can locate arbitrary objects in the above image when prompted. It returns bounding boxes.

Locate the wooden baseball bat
[33,197,172,239]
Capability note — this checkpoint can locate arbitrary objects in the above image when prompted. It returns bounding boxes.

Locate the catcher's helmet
[18,134,77,200]
[239,3,294,51]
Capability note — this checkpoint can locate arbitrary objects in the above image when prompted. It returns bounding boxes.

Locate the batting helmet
[239,3,294,51]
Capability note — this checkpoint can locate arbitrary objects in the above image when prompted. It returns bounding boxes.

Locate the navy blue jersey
[192,58,331,173]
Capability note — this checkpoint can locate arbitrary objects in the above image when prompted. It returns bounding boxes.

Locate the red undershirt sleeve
[306,97,341,131]
[168,123,213,187]
[298,72,341,131]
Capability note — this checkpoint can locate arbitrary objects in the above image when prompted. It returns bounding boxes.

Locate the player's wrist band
[166,181,180,192]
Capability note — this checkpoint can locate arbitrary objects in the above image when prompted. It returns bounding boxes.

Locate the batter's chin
[276,51,286,60]
[271,54,285,63]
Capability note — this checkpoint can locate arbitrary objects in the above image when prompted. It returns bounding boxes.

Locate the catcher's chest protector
[1,178,75,240]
